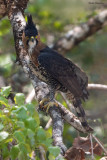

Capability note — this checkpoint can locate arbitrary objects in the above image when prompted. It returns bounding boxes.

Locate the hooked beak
[30,36,35,42]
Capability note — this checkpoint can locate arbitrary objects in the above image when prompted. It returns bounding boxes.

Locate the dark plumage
[22,15,93,132]
[25,15,38,37]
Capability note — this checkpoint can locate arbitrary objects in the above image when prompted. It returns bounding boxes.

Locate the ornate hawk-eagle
[22,15,93,132]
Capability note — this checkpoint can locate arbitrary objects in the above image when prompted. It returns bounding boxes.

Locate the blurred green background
[0,0,107,151]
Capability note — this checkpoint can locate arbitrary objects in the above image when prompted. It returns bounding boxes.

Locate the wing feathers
[38,47,88,99]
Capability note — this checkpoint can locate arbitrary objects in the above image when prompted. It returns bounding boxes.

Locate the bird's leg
[44,88,59,112]
[39,87,58,112]
[39,93,50,109]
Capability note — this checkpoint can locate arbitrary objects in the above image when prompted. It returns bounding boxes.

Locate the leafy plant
[0,86,60,160]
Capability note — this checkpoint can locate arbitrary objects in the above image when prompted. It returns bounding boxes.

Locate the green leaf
[25,117,38,131]
[43,138,52,147]
[0,95,9,107]
[10,145,20,160]
[26,103,35,116]
[37,127,46,142]
[16,106,28,120]
[0,131,9,142]
[18,151,28,160]
[14,131,25,143]
[48,146,60,157]
[17,121,25,128]
[1,86,11,97]
[14,93,25,106]
[0,18,10,36]
[48,154,56,160]
[0,123,4,130]
[18,143,30,154]
[27,129,35,147]
[2,144,9,159]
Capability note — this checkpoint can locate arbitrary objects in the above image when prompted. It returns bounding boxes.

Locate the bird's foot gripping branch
[39,99,59,113]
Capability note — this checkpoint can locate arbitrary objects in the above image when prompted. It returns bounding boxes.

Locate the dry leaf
[73,136,91,152]
[64,147,85,160]
[73,136,103,156]
[90,142,103,156]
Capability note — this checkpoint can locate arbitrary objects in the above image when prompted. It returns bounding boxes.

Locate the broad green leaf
[0,131,9,142]
[26,103,35,116]
[10,145,20,160]
[2,144,9,159]
[42,138,52,147]
[18,151,28,160]
[37,127,46,142]
[17,121,25,128]
[26,103,40,125]
[48,146,60,157]
[16,106,28,120]
[24,117,37,131]
[14,93,25,106]
[48,154,56,160]
[1,86,11,97]
[27,129,35,147]
[0,95,9,107]
[18,143,30,154]
[14,131,25,143]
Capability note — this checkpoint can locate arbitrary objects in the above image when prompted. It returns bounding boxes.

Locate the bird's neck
[28,40,36,54]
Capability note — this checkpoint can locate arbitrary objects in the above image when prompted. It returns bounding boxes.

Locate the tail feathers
[73,99,93,132]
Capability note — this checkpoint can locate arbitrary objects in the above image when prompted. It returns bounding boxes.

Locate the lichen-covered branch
[53,10,107,53]
[4,0,66,156]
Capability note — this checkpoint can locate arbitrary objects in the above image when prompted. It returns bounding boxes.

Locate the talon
[39,97,49,109]
[44,101,59,113]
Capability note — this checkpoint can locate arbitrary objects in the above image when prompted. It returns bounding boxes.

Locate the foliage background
[0,0,107,159]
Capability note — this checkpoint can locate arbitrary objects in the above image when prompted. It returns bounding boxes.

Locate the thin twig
[26,88,35,103]
[39,146,46,160]
[90,133,95,160]
[45,118,52,130]
[60,92,74,112]
[92,134,107,155]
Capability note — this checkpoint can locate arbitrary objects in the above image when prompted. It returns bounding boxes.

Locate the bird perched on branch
[22,15,93,132]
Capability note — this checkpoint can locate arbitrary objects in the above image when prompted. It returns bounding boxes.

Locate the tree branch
[88,83,107,90]
[53,10,107,53]
[5,0,67,156]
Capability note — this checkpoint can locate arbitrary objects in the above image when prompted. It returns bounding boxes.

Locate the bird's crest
[25,14,38,37]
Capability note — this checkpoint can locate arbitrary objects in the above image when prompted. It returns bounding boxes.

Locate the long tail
[73,98,93,132]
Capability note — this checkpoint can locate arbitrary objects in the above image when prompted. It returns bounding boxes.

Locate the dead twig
[92,135,107,156]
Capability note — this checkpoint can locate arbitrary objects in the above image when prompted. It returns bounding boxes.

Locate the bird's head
[24,15,38,52]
